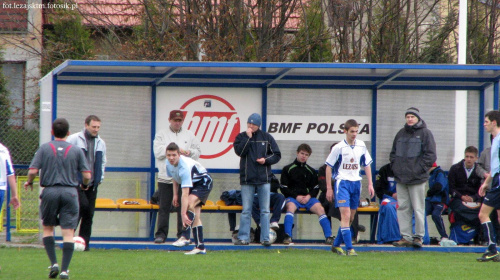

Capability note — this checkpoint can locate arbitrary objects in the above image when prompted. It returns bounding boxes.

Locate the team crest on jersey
[350,158,354,163]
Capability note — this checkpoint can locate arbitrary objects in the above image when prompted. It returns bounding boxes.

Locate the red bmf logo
[180,95,241,159]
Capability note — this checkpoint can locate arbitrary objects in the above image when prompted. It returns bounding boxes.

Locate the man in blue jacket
[426,162,450,244]
[233,113,281,246]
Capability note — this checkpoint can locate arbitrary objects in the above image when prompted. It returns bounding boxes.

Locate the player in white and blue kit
[166,142,212,255]
[477,111,500,262]
[325,119,374,256]
[0,143,20,213]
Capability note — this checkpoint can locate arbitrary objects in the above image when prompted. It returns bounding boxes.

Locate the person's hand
[9,197,20,210]
[182,212,192,228]
[246,128,253,138]
[302,194,311,204]
[479,183,489,197]
[23,181,33,191]
[256,158,266,165]
[326,188,333,203]
[180,148,190,156]
[172,195,179,207]
[461,195,473,202]
[484,172,490,179]
[80,184,90,191]
[392,193,398,200]
[368,183,375,199]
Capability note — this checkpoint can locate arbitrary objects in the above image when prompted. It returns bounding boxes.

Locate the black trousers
[155,182,183,240]
[78,186,97,249]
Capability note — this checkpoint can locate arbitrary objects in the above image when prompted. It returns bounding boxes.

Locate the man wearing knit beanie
[233,113,281,247]
[390,107,436,248]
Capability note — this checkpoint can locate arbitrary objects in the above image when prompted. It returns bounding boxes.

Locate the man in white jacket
[153,110,201,245]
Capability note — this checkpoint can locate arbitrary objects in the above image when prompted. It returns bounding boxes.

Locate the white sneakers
[270,222,279,230]
[173,236,191,247]
[185,248,206,255]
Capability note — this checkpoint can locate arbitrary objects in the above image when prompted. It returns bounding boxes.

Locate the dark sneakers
[325,236,334,245]
[261,240,272,247]
[283,235,293,245]
[393,238,413,247]
[48,264,59,278]
[234,239,249,245]
[154,237,165,244]
[477,250,500,262]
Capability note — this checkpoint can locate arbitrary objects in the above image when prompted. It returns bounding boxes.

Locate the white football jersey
[325,139,372,182]
[0,143,15,191]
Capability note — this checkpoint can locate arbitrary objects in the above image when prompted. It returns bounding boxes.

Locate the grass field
[0,247,497,279]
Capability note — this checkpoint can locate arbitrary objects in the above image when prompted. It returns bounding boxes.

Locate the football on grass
[73,236,86,251]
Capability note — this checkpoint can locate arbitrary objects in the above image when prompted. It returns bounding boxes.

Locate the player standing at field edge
[325,119,374,256]
[477,110,500,262]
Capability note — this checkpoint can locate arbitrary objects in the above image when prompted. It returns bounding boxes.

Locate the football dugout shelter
[14,61,500,247]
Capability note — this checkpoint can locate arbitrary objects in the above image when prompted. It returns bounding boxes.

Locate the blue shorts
[187,175,213,206]
[334,180,361,210]
[286,197,321,212]
[483,186,500,209]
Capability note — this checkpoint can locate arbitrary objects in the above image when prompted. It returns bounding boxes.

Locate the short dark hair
[485,110,500,127]
[297,143,312,154]
[85,115,101,125]
[52,118,69,138]
[464,146,478,156]
[330,142,338,151]
[166,142,180,153]
[344,119,359,131]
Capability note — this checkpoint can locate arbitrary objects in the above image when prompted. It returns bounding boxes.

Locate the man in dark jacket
[233,113,281,246]
[447,146,482,233]
[281,143,333,245]
[390,107,436,248]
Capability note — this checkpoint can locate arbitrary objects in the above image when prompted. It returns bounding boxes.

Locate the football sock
[193,226,205,250]
[319,214,332,238]
[341,227,353,250]
[284,212,294,237]
[183,210,195,231]
[61,242,74,272]
[333,227,344,247]
[43,236,58,265]
[482,221,497,253]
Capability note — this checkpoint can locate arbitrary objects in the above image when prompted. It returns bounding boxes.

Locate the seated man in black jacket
[281,143,333,245]
[448,146,482,236]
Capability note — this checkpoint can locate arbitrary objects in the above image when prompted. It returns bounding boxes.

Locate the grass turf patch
[0,247,497,279]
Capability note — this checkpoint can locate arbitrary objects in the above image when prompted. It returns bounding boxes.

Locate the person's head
[344,119,359,143]
[329,142,338,152]
[52,118,70,138]
[484,110,500,134]
[247,113,261,133]
[296,143,312,163]
[166,142,181,166]
[84,115,101,137]
[464,146,479,168]
[405,107,421,126]
[169,110,185,132]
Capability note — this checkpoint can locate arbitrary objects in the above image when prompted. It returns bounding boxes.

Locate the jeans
[238,184,270,242]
